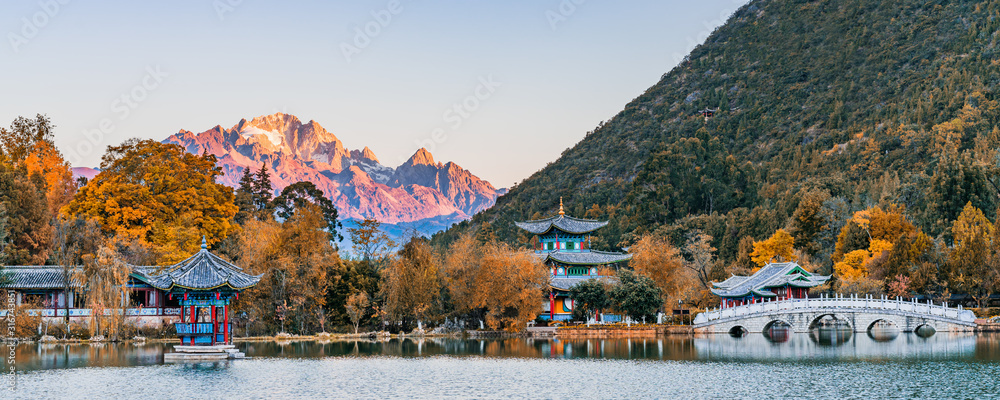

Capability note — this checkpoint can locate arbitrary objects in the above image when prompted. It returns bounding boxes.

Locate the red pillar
[190,305,196,345]
[549,292,555,321]
[224,305,230,344]
[211,305,217,345]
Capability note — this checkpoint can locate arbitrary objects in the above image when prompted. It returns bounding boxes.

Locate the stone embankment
[975,320,1000,332]
[556,325,693,338]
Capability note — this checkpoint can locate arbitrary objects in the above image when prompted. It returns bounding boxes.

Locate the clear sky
[1,0,747,188]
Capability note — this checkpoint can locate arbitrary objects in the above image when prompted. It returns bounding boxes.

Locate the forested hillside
[436,0,1000,278]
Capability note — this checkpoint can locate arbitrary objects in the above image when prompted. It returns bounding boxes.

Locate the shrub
[4,304,43,339]
[69,323,91,340]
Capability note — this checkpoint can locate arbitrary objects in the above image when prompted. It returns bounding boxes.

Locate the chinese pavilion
[137,237,262,346]
[710,262,830,308]
[515,199,631,322]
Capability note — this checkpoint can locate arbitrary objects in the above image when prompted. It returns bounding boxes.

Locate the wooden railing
[175,323,232,335]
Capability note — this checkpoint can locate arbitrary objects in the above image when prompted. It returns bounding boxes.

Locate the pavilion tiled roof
[515,215,609,235]
[136,239,262,291]
[0,266,80,289]
[710,262,830,298]
[535,250,632,266]
[550,276,617,291]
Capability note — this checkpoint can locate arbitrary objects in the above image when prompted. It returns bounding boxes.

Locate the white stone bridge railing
[694,294,978,327]
[0,308,182,318]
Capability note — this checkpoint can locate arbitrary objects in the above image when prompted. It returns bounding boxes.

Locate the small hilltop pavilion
[515,199,631,322]
[710,262,830,308]
[138,237,262,360]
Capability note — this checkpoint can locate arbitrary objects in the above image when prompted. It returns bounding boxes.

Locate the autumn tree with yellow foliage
[750,229,796,268]
[443,233,547,331]
[0,115,76,265]
[629,234,689,307]
[64,139,237,264]
[381,238,441,328]
[830,205,920,295]
[948,203,1000,308]
[236,204,335,334]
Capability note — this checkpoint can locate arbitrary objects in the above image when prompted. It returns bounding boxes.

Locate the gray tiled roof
[137,242,262,291]
[538,250,632,266]
[713,275,748,289]
[710,262,830,298]
[550,276,617,291]
[0,266,80,289]
[515,215,609,235]
[0,243,262,292]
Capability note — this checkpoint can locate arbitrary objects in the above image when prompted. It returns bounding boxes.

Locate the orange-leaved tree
[63,139,237,264]
[380,237,441,328]
[629,234,689,307]
[444,233,547,331]
[750,229,796,268]
[948,203,998,308]
[236,203,334,334]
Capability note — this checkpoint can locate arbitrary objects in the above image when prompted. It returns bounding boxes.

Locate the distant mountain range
[74,113,504,239]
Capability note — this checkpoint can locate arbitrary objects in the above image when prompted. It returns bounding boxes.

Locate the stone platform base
[164,344,245,362]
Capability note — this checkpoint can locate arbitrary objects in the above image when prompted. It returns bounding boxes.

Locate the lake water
[7,330,1000,399]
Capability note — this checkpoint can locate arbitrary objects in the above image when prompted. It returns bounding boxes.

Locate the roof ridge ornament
[201,235,208,250]
[558,197,565,216]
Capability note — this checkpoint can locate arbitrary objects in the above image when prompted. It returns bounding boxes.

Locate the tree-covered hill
[435,0,1000,273]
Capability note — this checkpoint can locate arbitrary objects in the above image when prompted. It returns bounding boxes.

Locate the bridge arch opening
[763,320,792,331]
[866,318,899,332]
[728,325,748,337]
[915,324,936,338]
[808,314,852,331]
[866,319,899,341]
[763,320,792,343]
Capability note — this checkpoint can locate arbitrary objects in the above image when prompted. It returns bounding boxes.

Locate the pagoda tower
[515,199,631,322]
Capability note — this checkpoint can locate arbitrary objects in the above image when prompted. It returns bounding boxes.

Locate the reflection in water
[916,324,937,338]
[728,326,748,337]
[10,334,1000,399]
[695,331,985,361]
[764,326,791,343]
[809,327,853,346]
[868,327,900,342]
[12,332,999,372]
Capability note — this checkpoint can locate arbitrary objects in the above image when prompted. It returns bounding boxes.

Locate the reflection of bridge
[693,294,978,333]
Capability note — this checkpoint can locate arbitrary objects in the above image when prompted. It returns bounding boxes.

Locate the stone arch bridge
[693,295,977,334]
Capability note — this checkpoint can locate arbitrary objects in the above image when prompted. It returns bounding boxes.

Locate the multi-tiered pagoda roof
[516,199,631,322]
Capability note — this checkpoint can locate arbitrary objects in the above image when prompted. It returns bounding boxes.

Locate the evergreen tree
[610,269,661,322]
[234,166,256,225]
[253,163,274,218]
[272,181,342,242]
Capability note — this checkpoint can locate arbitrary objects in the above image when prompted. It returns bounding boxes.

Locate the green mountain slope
[435,0,1000,271]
